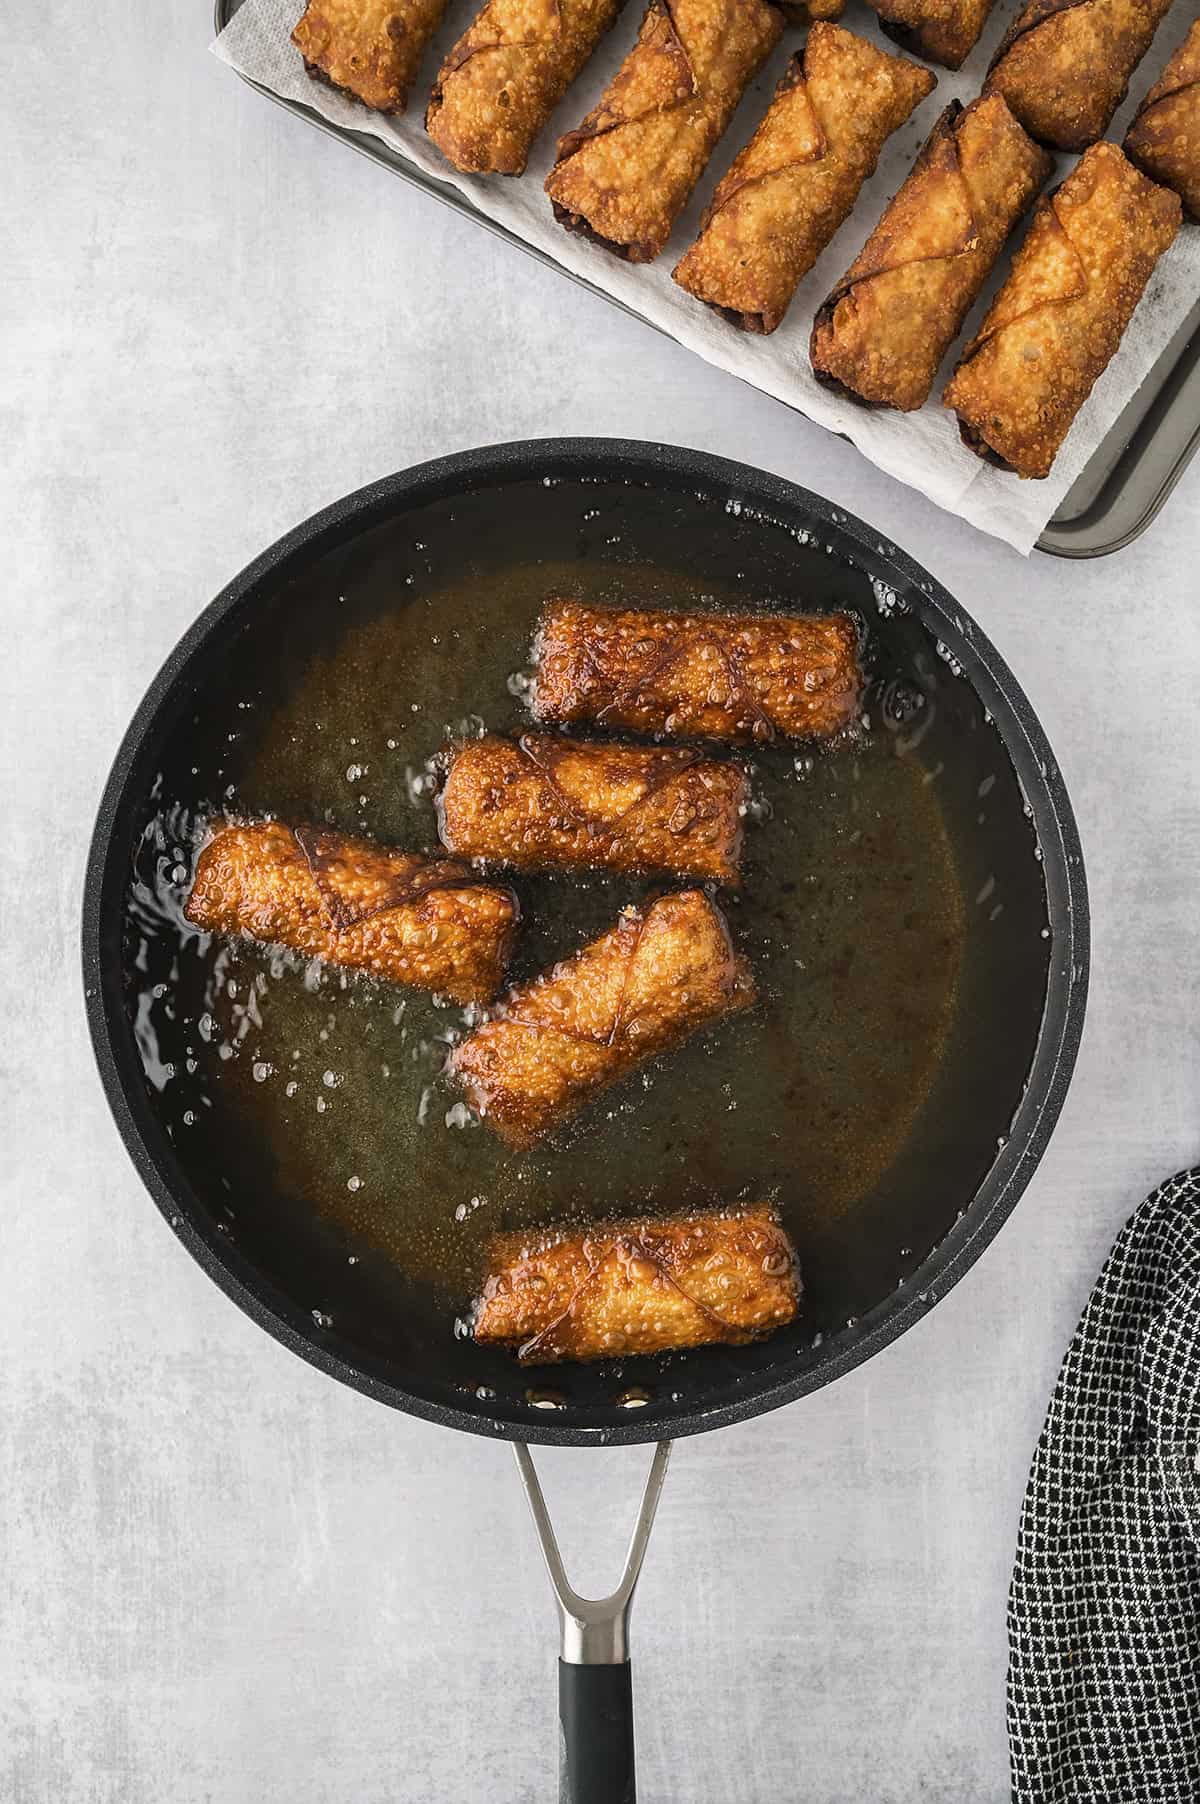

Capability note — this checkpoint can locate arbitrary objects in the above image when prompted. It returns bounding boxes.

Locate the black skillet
[83,439,1088,1803]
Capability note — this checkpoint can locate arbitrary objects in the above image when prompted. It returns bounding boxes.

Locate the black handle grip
[558,1659,636,1804]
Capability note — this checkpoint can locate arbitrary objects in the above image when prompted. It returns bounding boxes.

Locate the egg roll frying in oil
[450,890,755,1148]
[475,1204,799,1362]
[184,821,518,1005]
[438,734,747,882]
[531,599,862,742]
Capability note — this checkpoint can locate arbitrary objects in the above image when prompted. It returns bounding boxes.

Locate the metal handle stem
[514,1441,672,1664]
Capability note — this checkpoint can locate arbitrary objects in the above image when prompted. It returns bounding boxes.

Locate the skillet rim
[81,437,1089,1446]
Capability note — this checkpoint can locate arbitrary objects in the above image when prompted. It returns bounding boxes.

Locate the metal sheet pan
[214,0,1200,558]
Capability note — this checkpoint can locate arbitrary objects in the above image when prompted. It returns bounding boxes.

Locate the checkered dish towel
[1010,1168,1200,1802]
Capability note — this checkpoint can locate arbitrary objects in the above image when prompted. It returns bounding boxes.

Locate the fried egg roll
[864,0,996,71]
[475,1204,799,1362]
[184,821,517,1005]
[673,26,935,333]
[450,890,754,1148]
[944,143,1181,479]
[810,96,1051,412]
[531,599,862,743]
[985,0,1175,152]
[292,0,449,112]
[426,0,623,176]
[544,0,784,262]
[1125,20,1200,220]
[438,734,747,882]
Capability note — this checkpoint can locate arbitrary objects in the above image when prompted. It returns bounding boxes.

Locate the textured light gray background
[4,6,1199,1801]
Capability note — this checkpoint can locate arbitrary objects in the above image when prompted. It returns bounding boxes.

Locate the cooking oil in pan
[124,479,1048,1390]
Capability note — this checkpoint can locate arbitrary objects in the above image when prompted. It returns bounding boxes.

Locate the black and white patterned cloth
[1009,1167,1200,1803]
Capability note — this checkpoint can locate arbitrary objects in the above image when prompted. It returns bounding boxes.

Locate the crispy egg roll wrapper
[426,0,623,176]
[531,599,862,743]
[475,1204,799,1361]
[985,0,1175,152]
[292,0,450,112]
[438,734,747,882]
[810,96,1052,413]
[184,821,518,1005]
[1125,20,1200,220]
[544,0,783,262]
[450,890,754,1148]
[673,26,935,333]
[944,143,1181,480]
[864,0,996,70]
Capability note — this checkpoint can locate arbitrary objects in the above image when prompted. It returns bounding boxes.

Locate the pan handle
[514,1440,672,1804]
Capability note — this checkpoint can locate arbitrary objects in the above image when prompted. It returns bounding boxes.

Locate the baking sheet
[213,0,1200,556]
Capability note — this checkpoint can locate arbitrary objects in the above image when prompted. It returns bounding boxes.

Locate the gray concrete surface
[4,5,1199,1800]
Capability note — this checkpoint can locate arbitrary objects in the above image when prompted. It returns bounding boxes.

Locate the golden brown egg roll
[810,96,1052,412]
[450,890,754,1148]
[475,1203,799,1362]
[438,734,748,882]
[985,0,1175,152]
[426,0,624,176]
[292,0,450,112]
[944,143,1181,479]
[531,599,862,743]
[673,25,935,333]
[1125,19,1200,220]
[544,0,784,262]
[184,821,518,1005]
[863,0,996,70]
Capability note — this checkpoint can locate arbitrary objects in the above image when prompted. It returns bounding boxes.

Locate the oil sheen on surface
[125,477,1045,1389]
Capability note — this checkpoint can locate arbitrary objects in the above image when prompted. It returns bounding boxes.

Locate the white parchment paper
[213,0,1199,553]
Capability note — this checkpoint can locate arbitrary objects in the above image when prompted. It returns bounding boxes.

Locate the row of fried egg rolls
[292,0,1194,480]
[185,601,863,1360]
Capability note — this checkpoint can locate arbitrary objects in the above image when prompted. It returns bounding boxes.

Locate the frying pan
[83,439,1088,1803]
